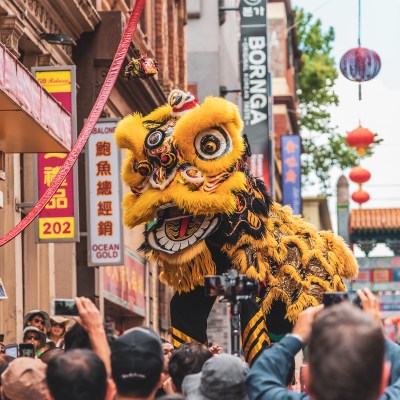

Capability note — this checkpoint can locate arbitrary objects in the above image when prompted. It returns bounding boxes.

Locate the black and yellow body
[115,90,358,364]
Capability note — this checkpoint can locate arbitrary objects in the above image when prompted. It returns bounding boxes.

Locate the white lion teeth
[164,240,174,251]
[172,242,181,252]
[159,236,169,245]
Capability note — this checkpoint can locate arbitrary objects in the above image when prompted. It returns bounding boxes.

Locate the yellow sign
[35,70,72,93]
[38,217,75,239]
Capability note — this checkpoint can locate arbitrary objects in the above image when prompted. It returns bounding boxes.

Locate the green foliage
[295,8,378,194]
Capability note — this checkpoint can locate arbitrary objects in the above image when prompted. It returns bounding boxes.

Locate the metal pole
[231,300,241,356]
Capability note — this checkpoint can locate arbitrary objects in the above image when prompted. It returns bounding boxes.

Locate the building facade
[0,0,186,341]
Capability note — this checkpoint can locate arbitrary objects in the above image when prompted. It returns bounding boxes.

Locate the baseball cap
[2,357,47,400]
[23,326,47,348]
[182,354,249,400]
[111,327,163,389]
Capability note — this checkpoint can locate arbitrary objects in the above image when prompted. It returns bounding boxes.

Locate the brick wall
[153,0,187,91]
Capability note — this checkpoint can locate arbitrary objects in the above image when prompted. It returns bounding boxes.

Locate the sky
[291,0,400,256]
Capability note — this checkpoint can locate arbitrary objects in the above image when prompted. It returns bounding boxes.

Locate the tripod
[219,269,247,357]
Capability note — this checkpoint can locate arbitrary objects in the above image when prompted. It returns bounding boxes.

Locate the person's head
[306,302,389,400]
[48,316,70,340]
[23,326,47,352]
[161,339,174,373]
[47,349,107,400]
[39,347,64,364]
[111,326,163,398]
[64,323,92,351]
[37,340,56,357]
[1,357,47,400]
[24,310,50,332]
[182,353,249,400]
[168,342,213,392]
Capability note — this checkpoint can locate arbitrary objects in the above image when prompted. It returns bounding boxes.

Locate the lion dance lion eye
[135,160,153,176]
[194,127,231,160]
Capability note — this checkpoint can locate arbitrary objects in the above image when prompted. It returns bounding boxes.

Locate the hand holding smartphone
[322,291,362,308]
[5,344,18,358]
[19,343,35,358]
[52,298,79,316]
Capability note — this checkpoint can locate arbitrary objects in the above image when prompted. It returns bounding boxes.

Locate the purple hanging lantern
[340,47,381,82]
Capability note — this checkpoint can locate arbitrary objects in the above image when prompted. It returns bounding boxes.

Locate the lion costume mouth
[147,203,220,254]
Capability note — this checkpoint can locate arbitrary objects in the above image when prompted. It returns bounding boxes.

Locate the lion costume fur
[115,89,358,364]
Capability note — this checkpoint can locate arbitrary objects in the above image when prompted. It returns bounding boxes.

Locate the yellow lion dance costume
[115,89,358,364]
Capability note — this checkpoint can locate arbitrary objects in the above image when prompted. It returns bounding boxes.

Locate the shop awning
[0,42,71,153]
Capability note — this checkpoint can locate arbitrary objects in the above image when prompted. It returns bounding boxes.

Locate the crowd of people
[0,288,399,400]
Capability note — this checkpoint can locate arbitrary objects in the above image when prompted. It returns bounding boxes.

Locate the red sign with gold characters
[33,66,78,241]
[103,249,145,316]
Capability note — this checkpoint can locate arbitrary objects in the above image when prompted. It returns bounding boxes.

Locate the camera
[322,291,362,308]
[204,269,258,301]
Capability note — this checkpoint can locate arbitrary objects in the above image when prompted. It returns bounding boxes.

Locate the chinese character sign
[34,67,78,241]
[239,0,271,189]
[281,135,302,215]
[87,119,123,266]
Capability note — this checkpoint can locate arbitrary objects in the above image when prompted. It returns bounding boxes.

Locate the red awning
[0,42,71,153]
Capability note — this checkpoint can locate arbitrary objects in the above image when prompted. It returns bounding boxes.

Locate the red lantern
[349,166,371,184]
[352,189,370,205]
[340,48,381,82]
[346,126,375,155]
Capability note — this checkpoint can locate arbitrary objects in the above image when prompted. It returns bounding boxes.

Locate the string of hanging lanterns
[349,166,371,206]
[339,0,381,207]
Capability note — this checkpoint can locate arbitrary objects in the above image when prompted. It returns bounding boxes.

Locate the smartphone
[0,334,4,342]
[53,298,79,316]
[5,343,18,358]
[19,343,35,358]
[322,291,361,308]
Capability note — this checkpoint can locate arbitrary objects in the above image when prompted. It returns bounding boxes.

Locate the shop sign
[33,66,79,242]
[86,119,123,266]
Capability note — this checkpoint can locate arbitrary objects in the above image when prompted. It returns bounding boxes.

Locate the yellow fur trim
[222,201,357,322]
[143,104,172,124]
[174,97,245,174]
[122,172,247,228]
[286,293,320,322]
[115,113,148,158]
[120,150,147,189]
[262,287,290,316]
[148,241,216,292]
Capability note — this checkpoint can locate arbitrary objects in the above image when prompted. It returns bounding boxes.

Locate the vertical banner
[33,66,79,242]
[281,135,302,215]
[239,0,270,189]
[86,119,123,266]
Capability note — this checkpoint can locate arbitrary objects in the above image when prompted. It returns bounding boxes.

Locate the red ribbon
[0,0,146,247]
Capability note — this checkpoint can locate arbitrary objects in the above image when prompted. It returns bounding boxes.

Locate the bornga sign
[247,36,267,126]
